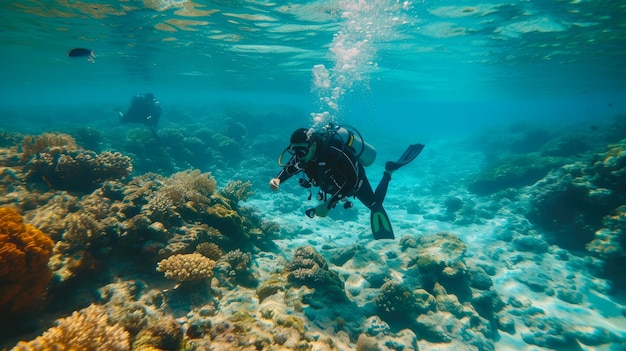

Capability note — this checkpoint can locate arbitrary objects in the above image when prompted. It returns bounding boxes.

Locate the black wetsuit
[120,94,162,135]
[275,137,390,211]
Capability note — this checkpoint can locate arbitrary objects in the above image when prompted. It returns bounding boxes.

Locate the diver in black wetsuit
[270,124,424,240]
[118,93,162,137]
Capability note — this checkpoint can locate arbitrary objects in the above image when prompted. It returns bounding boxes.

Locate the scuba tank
[324,123,377,167]
[277,124,377,167]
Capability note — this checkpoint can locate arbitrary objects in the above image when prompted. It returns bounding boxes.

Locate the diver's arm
[270,156,302,190]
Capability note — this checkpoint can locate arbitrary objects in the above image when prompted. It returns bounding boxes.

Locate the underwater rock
[511,232,549,253]
[362,315,390,336]
[467,266,493,290]
[556,288,583,304]
[415,311,455,343]
[566,325,623,346]
[515,269,551,292]
[406,232,467,291]
[496,313,516,334]
[355,333,381,351]
[468,153,568,196]
[526,140,626,287]
[521,314,573,349]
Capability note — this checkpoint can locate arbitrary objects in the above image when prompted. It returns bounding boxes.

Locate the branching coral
[143,170,216,225]
[61,212,106,251]
[219,180,254,204]
[156,253,216,282]
[11,304,130,351]
[170,169,217,200]
[20,133,78,163]
[214,249,256,287]
[0,207,53,315]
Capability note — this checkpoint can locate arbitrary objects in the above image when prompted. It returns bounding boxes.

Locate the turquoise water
[2,1,626,350]
[2,0,625,123]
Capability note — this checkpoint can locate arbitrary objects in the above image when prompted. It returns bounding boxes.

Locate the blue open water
[1,0,626,350]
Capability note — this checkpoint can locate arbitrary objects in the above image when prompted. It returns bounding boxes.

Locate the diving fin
[385,144,425,172]
[370,204,394,240]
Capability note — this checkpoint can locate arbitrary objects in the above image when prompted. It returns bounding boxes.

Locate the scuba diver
[118,93,162,137]
[270,124,424,240]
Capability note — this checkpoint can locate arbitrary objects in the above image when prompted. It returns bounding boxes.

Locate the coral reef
[132,318,184,351]
[20,133,78,163]
[285,245,347,302]
[587,205,626,259]
[374,280,424,318]
[467,153,568,196]
[157,253,217,282]
[7,116,626,351]
[0,207,53,315]
[25,149,132,192]
[214,249,256,287]
[11,304,130,351]
[388,233,502,349]
[196,242,224,260]
[526,139,626,285]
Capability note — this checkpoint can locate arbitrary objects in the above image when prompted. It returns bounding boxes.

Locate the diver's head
[289,128,311,158]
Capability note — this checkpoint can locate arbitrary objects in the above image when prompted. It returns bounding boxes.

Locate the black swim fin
[385,144,425,172]
[371,204,394,240]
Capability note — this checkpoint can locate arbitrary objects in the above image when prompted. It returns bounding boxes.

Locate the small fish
[68,48,95,63]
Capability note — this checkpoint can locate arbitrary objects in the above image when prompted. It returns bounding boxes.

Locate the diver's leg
[355,169,393,208]
[355,177,376,209]
[374,172,392,204]
[356,173,394,240]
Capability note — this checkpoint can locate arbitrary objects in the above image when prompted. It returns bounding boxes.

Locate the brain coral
[11,304,130,351]
[0,207,53,315]
[156,253,216,282]
[285,246,346,302]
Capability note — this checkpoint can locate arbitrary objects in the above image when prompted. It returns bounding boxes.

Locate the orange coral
[0,207,54,315]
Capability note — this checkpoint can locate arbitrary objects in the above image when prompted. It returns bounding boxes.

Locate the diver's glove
[269,178,280,190]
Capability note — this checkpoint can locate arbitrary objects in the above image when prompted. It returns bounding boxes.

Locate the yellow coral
[0,207,53,315]
[11,304,130,351]
[220,180,253,203]
[20,133,78,163]
[156,253,216,282]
